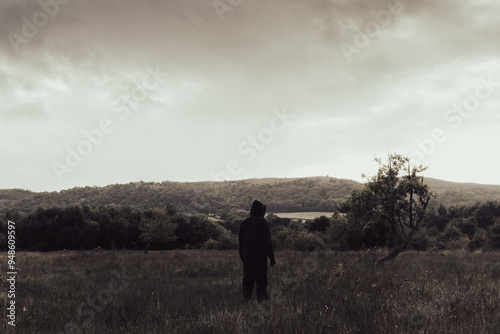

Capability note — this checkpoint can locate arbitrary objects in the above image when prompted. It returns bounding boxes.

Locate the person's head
[250,200,266,218]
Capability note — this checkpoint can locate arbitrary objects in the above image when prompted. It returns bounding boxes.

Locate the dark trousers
[242,254,268,301]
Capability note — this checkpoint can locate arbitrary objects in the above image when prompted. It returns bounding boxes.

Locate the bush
[175,214,223,248]
[326,218,364,250]
[409,235,430,251]
[453,218,478,239]
[486,221,500,250]
[468,233,486,251]
[437,225,469,250]
[308,216,331,233]
[202,231,238,250]
[274,223,324,251]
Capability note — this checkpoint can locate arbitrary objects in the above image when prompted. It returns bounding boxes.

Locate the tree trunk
[376,227,419,264]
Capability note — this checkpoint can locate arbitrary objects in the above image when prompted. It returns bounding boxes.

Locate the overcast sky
[1,0,499,192]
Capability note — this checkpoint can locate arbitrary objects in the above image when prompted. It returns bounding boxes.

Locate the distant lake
[273,212,334,220]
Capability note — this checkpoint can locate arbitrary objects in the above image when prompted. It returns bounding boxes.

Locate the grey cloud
[1,102,49,120]
[1,0,500,191]
[2,0,497,75]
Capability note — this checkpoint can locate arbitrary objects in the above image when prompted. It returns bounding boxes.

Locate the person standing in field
[239,200,276,302]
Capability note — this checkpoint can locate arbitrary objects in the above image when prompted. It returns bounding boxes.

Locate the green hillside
[1,176,500,218]
[425,178,500,207]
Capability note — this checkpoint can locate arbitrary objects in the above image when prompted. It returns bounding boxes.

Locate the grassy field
[1,249,500,333]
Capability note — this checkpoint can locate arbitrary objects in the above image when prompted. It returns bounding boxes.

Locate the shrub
[326,218,364,250]
[486,220,500,250]
[274,223,323,251]
[453,218,478,239]
[468,230,487,251]
[437,225,469,250]
[308,216,331,233]
[409,235,430,251]
[202,231,238,250]
[175,214,223,248]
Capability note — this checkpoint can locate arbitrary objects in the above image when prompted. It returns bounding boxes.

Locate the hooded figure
[239,200,276,301]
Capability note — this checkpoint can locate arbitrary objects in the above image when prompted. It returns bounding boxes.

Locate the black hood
[250,200,266,218]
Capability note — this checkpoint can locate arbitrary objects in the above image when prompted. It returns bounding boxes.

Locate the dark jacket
[239,200,275,264]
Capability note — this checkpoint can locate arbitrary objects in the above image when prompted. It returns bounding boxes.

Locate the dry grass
[1,250,499,333]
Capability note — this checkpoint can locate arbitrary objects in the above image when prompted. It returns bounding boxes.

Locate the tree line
[327,201,500,252]
[325,154,500,262]
[3,175,500,218]
[0,178,360,216]
[1,199,499,253]
[2,154,500,256]
[0,205,234,252]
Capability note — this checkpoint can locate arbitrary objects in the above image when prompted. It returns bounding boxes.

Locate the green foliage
[339,154,434,261]
[174,214,223,249]
[267,214,291,233]
[452,218,477,239]
[468,229,487,251]
[139,208,178,249]
[326,216,358,250]
[202,230,238,250]
[441,225,464,241]
[218,219,240,235]
[274,222,324,251]
[408,235,430,251]
[417,202,500,252]
[486,218,500,250]
[2,205,232,251]
[0,217,7,250]
[2,178,500,253]
[2,177,500,220]
[474,201,499,228]
[0,177,361,217]
[437,225,469,250]
[326,215,391,251]
[423,207,450,231]
[308,216,331,233]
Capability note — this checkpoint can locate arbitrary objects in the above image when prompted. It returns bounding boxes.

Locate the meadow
[1,249,500,333]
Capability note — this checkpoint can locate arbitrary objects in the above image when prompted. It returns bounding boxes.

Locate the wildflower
[324,304,329,313]
[23,307,27,312]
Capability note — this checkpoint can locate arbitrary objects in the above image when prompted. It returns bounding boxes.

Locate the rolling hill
[1,176,499,217]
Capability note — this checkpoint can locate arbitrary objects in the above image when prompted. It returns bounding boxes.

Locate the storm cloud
[1,0,499,191]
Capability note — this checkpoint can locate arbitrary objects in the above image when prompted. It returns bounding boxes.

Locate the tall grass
[1,250,499,333]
